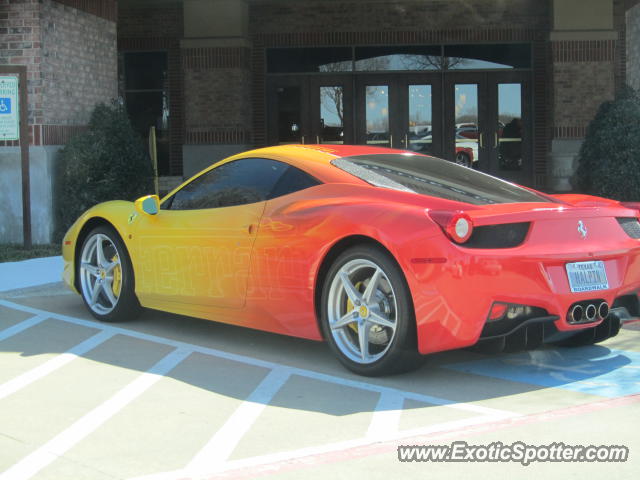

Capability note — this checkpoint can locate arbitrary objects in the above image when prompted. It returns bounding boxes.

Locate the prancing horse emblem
[577,220,588,239]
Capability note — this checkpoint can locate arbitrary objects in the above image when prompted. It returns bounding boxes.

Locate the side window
[268,166,320,199]
[167,158,288,210]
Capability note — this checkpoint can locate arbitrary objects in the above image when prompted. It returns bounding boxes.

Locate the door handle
[316,135,320,144]
[246,224,257,235]
[479,133,483,148]
[494,132,498,148]
[390,134,393,148]
[404,134,408,147]
[301,135,305,144]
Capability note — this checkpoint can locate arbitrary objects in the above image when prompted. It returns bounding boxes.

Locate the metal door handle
[390,134,393,148]
[316,135,320,144]
[494,133,498,148]
[479,133,483,148]
[301,135,305,144]
[404,134,408,147]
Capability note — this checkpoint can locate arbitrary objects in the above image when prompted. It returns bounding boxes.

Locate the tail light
[428,210,474,244]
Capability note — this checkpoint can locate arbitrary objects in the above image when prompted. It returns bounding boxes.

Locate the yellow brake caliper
[346,281,364,333]
[111,254,122,296]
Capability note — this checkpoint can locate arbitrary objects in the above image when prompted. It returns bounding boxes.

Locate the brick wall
[551,48,616,138]
[628,3,640,90]
[249,0,548,34]
[0,0,117,145]
[183,47,252,146]
[41,0,117,125]
[0,0,43,131]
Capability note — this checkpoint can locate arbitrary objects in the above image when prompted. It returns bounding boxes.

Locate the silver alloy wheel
[326,258,398,364]
[79,233,122,315]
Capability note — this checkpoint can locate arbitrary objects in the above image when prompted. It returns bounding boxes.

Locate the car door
[132,158,290,309]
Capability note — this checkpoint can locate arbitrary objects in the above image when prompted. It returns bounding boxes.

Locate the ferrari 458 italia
[62,145,640,375]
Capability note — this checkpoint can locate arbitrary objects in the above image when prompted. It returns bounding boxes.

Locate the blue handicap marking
[445,346,640,398]
[0,97,11,114]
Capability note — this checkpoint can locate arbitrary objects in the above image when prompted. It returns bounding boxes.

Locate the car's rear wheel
[320,245,421,376]
[78,226,141,322]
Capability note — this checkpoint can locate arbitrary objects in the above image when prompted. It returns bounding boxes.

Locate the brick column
[547,0,619,192]
[181,0,253,178]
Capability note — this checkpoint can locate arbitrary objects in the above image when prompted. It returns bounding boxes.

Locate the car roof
[221,144,416,184]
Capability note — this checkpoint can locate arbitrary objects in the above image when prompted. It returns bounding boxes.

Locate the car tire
[320,245,422,376]
[455,152,471,168]
[78,225,142,322]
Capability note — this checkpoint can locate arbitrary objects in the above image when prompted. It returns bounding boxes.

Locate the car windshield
[331,153,554,205]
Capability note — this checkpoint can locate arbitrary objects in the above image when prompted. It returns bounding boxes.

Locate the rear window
[331,153,553,205]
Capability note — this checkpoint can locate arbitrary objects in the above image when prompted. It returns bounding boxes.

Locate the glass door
[356,76,399,148]
[396,75,442,157]
[444,72,531,184]
[491,73,531,185]
[266,77,310,145]
[309,76,354,144]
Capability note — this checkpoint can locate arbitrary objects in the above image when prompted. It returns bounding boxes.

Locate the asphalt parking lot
[1,279,639,480]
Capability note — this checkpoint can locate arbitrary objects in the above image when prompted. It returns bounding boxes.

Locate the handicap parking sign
[0,76,19,140]
[0,97,12,115]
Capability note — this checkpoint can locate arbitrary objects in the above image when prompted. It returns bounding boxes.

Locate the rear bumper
[402,237,640,355]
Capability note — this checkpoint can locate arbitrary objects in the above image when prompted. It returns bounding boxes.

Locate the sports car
[62,144,640,376]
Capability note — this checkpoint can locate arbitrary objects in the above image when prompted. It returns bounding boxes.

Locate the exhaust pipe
[570,304,584,323]
[598,301,609,320]
[585,304,597,322]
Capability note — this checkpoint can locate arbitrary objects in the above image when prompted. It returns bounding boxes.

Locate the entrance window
[267,47,352,73]
[355,46,442,71]
[444,44,531,70]
[122,51,170,174]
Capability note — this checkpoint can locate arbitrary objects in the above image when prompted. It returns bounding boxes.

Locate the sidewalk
[0,256,63,292]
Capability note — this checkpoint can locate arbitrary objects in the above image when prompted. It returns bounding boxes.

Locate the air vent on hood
[617,217,640,239]
[462,222,530,249]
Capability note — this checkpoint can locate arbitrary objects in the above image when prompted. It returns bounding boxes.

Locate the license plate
[565,261,609,293]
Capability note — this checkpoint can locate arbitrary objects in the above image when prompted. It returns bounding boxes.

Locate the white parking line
[0,347,192,480]
[0,299,520,480]
[187,367,292,469]
[366,391,404,439]
[0,330,115,401]
[0,314,48,342]
[0,299,516,418]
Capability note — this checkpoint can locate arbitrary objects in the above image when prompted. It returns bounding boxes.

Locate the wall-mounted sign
[0,76,19,141]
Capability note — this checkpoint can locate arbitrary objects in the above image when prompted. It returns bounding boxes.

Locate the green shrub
[574,86,640,200]
[54,102,154,241]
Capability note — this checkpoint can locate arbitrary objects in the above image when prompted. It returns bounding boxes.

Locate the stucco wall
[0,147,60,244]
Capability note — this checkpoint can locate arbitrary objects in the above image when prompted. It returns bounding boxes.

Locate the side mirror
[134,195,160,216]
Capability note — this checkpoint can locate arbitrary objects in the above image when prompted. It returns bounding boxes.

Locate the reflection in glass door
[454,84,479,168]
[311,77,353,144]
[365,85,390,146]
[407,85,433,154]
[497,83,523,172]
[319,86,344,144]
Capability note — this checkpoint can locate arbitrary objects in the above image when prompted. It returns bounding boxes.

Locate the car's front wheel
[78,225,141,322]
[320,245,421,376]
